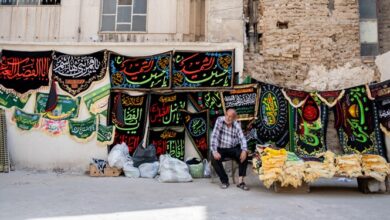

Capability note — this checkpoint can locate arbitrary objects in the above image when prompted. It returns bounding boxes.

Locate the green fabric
[83,84,110,116]
[68,116,96,140]
[97,124,115,144]
[0,90,30,109]
[13,108,40,131]
[35,93,80,120]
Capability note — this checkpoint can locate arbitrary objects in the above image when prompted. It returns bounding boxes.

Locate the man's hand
[213,151,221,160]
[240,150,247,163]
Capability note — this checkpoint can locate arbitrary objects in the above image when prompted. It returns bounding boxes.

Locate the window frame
[0,0,61,6]
[99,0,148,34]
[359,0,379,58]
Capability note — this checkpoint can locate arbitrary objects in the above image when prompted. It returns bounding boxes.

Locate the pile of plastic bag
[335,154,362,178]
[361,154,390,182]
[259,148,287,188]
[107,142,131,169]
[303,151,337,183]
[158,154,193,183]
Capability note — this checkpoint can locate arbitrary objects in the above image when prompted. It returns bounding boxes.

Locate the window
[100,0,147,32]
[359,0,379,56]
[0,0,60,5]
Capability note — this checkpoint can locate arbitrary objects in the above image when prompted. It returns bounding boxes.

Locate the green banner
[12,108,40,131]
[35,93,80,120]
[0,90,30,109]
[68,116,97,142]
[97,124,116,145]
[83,84,110,116]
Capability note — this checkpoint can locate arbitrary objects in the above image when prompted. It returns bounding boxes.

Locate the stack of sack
[158,154,193,183]
[281,152,305,188]
[361,154,390,182]
[124,142,159,178]
[259,148,287,188]
[335,154,362,178]
[304,151,337,183]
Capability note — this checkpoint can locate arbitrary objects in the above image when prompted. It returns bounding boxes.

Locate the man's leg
[211,148,229,184]
[231,147,248,183]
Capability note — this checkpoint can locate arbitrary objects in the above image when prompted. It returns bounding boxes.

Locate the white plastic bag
[139,161,159,178]
[123,161,140,178]
[203,159,211,178]
[158,154,192,183]
[108,142,130,169]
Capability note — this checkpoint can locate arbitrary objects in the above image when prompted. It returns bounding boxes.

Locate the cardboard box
[89,164,122,177]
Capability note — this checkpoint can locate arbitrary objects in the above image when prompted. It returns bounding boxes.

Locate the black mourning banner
[108,91,148,155]
[109,52,171,90]
[52,50,108,96]
[149,128,185,160]
[181,110,209,159]
[149,93,187,127]
[221,84,259,121]
[0,50,52,95]
[172,50,234,89]
[188,91,224,128]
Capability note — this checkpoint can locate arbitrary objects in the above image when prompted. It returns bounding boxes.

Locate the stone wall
[244,0,379,91]
[378,0,390,54]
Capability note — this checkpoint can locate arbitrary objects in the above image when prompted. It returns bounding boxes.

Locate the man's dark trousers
[211,146,248,184]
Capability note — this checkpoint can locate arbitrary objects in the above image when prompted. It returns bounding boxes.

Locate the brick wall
[378,0,390,54]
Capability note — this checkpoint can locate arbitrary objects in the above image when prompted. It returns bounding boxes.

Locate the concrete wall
[0,42,244,172]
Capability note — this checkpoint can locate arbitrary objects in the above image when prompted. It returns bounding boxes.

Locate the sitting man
[210,108,249,190]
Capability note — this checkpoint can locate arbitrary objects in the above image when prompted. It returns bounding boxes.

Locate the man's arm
[236,122,248,152]
[210,117,223,153]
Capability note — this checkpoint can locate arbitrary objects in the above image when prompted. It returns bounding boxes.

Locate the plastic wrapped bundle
[281,153,305,188]
[335,154,362,178]
[361,154,390,182]
[304,151,337,183]
[259,148,287,188]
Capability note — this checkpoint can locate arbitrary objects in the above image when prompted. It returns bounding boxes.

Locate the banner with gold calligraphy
[35,93,81,120]
[108,92,148,155]
[149,93,187,127]
[335,86,385,156]
[0,50,52,95]
[109,52,171,90]
[52,51,108,96]
[181,110,209,159]
[68,116,97,142]
[246,83,290,149]
[148,128,185,160]
[172,50,234,89]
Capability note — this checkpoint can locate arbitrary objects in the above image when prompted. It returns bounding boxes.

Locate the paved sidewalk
[0,171,389,220]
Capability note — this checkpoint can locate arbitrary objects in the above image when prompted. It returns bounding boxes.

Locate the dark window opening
[277,21,288,29]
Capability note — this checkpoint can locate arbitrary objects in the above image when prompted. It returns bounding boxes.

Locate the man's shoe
[220,183,229,189]
[237,182,249,191]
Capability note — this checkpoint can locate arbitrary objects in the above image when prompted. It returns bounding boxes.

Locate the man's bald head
[225,108,237,125]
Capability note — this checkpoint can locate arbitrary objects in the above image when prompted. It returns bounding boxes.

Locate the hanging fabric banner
[0,89,30,109]
[181,110,209,159]
[149,93,187,127]
[68,116,97,142]
[109,52,171,90]
[290,94,328,158]
[52,50,108,96]
[367,80,390,136]
[12,108,40,131]
[282,88,309,108]
[108,92,148,155]
[148,128,185,160]
[83,84,110,116]
[40,118,68,136]
[172,50,234,89]
[221,84,259,121]
[97,123,116,145]
[316,90,345,108]
[247,83,290,149]
[188,91,224,128]
[0,50,52,95]
[35,93,81,120]
[334,85,385,156]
